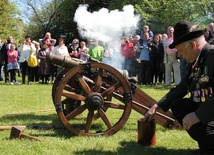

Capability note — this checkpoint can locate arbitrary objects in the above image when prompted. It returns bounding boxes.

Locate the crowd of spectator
[0,22,214,86]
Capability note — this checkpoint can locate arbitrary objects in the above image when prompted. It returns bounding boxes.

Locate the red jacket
[121,42,135,58]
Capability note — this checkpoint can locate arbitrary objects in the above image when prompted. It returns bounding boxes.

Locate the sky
[10,0,51,23]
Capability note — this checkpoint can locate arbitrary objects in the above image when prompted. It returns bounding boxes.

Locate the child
[7,43,20,85]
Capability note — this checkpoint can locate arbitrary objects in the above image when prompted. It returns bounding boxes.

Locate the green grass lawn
[0,79,198,155]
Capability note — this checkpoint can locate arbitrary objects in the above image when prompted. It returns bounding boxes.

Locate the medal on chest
[199,66,209,83]
[201,89,206,102]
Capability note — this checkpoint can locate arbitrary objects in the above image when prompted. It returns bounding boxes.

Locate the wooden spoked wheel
[52,68,70,102]
[53,62,132,136]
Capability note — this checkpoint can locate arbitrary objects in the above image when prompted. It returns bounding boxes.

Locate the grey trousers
[165,55,181,85]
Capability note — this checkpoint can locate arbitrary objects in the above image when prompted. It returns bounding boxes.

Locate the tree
[21,0,62,40]
[190,1,214,27]
[109,0,214,34]
[0,0,24,42]
[22,0,214,42]
[23,0,115,42]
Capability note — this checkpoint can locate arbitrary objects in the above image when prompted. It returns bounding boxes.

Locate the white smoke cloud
[74,4,140,70]
[74,4,140,41]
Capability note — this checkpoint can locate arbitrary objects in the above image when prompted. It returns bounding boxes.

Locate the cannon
[46,52,180,136]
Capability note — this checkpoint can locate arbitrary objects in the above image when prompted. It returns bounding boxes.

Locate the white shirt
[52,44,69,57]
[18,43,36,63]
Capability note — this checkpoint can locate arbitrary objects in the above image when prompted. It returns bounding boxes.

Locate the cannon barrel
[46,52,83,68]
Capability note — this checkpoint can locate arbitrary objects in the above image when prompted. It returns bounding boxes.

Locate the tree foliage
[0,0,24,43]
[9,0,214,42]
[23,0,62,40]
[109,0,214,33]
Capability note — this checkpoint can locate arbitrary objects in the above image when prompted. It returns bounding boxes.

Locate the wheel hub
[86,93,104,110]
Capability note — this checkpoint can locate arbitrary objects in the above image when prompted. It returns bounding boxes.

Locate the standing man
[137,32,152,85]
[0,36,17,83]
[144,20,214,154]
[121,37,135,76]
[132,35,141,77]
[163,26,181,86]
[88,39,104,61]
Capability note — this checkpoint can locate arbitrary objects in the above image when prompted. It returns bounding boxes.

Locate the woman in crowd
[68,38,80,59]
[32,41,41,83]
[204,27,214,44]
[156,33,167,84]
[37,42,50,84]
[149,34,161,86]
[79,41,89,61]
[7,43,19,85]
[52,37,69,75]
[49,44,57,83]
[18,35,36,85]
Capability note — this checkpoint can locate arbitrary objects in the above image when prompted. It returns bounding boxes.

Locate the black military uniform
[156,21,214,153]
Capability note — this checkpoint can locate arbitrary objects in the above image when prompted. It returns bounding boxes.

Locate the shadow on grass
[73,141,195,155]
[0,113,111,138]
[1,114,194,155]
[0,113,74,138]
[117,141,194,155]
[0,113,58,121]
[72,137,188,155]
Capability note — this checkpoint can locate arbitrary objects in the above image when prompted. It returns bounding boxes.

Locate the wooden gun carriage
[46,53,180,136]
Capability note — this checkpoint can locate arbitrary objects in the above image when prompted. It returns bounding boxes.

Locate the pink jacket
[7,50,18,63]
